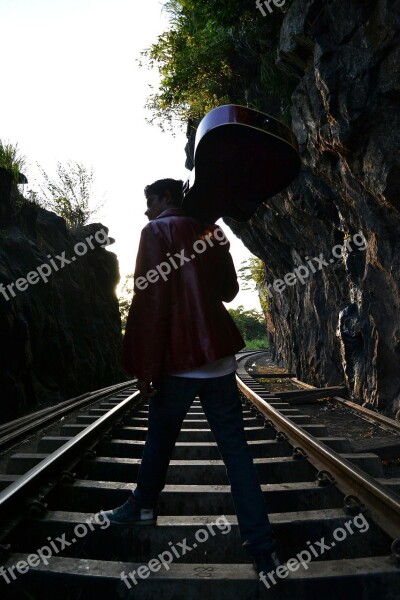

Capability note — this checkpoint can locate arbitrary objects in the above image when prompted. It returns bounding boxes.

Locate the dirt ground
[248,352,400,479]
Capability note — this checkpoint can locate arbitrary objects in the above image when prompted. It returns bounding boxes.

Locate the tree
[118,274,134,332]
[228,305,266,338]
[32,161,105,228]
[238,257,269,316]
[140,0,292,130]
[228,305,268,349]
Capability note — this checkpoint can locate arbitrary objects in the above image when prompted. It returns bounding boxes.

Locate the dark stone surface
[0,170,125,423]
[0,167,12,227]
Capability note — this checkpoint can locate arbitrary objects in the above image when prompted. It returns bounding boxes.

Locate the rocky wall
[0,167,125,423]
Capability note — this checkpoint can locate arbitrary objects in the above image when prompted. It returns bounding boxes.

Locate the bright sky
[0,0,260,310]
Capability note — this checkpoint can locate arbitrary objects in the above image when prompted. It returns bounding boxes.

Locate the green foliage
[141,0,292,130]
[238,257,269,316]
[33,161,105,229]
[119,274,134,332]
[228,305,268,346]
[0,140,26,184]
[243,337,269,350]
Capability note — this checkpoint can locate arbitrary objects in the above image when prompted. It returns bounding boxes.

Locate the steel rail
[235,374,400,541]
[0,379,137,451]
[0,390,141,534]
[0,379,136,434]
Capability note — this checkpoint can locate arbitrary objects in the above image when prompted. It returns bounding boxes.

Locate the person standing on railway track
[102,178,280,575]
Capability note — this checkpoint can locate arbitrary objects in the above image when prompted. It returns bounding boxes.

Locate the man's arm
[220,250,240,302]
[211,226,239,302]
[122,224,171,385]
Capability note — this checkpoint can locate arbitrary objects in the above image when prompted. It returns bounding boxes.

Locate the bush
[228,305,268,347]
[243,338,269,350]
[0,140,26,184]
[33,161,105,228]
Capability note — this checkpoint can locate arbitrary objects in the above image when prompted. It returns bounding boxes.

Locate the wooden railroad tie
[263,386,347,404]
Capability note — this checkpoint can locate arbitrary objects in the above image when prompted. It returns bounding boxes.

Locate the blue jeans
[132,372,275,555]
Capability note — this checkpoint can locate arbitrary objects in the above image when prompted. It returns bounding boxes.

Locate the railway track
[0,379,138,453]
[0,351,399,599]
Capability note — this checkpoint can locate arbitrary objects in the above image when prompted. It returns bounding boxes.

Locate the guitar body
[182,104,301,223]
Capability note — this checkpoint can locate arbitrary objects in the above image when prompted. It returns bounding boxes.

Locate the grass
[0,140,26,184]
[243,338,269,350]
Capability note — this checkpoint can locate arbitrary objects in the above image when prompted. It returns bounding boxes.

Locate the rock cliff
[0,168,125,423]
[187,0,400,415]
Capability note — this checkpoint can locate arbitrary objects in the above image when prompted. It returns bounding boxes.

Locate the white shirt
[168,355,238,378]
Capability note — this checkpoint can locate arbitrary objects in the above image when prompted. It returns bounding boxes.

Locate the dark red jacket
[122,208,244,381]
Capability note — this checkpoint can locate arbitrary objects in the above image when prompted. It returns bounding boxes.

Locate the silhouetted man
[103,178,279,575]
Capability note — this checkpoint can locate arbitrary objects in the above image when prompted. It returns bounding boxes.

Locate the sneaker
[252,549,281,577]
[102,495,157,525]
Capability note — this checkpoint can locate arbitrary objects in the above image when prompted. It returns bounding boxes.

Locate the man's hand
[137,380,158,398]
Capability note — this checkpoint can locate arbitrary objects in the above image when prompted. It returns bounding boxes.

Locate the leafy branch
[31,161,105,229]
[140,0,292,131]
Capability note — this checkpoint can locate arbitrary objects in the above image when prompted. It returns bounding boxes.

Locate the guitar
[182,104,301,222]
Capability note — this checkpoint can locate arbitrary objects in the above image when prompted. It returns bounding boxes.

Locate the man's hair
[144,178,184,207]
